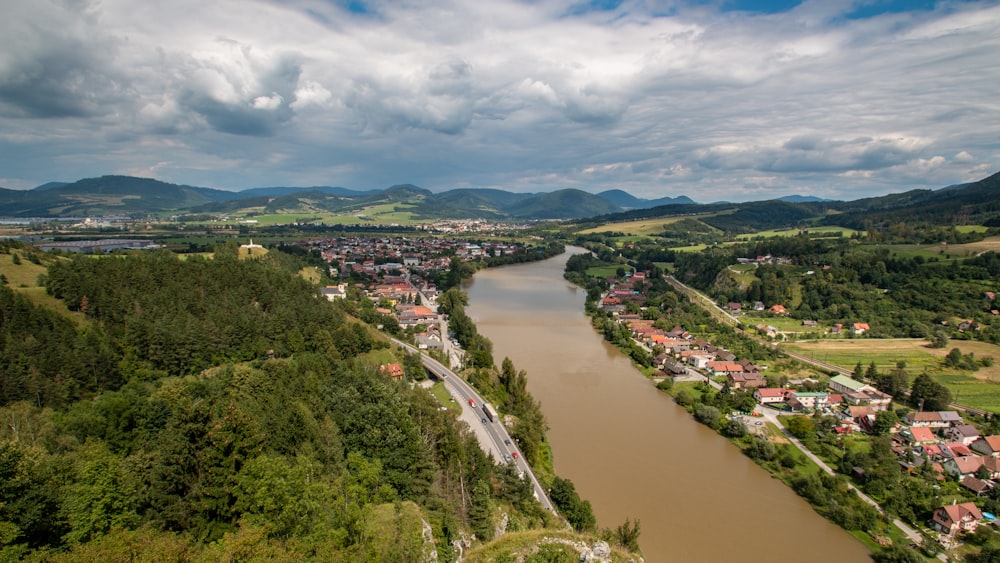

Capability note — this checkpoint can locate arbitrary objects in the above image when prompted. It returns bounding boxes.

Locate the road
[754,406,925,546]
[391,338,556,512]
[661,274,930,547]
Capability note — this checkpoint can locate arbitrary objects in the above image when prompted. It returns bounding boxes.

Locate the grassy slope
[1,250,88,326]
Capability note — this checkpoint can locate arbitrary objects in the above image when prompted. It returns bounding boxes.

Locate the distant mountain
[239,186,378,198]
[817,171,1000,229]
[33,182,70,191]
[777,195,830,203]
[507,189,621,219]
[5,171,998,226]
[596,189,695,209]
[0,175,228,217]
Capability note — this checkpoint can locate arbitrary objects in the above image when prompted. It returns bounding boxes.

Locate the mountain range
[0,172,996,227]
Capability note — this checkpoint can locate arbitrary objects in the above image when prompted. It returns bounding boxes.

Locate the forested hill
[0,246,604,561]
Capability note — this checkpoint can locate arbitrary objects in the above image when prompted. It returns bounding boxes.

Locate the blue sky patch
[846,0,936,20]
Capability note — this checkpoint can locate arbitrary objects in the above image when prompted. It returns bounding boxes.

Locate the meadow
[737,225,862,240]
[783,339,1000,411]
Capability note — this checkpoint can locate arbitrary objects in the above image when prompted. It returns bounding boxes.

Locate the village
[598,268,1000,552]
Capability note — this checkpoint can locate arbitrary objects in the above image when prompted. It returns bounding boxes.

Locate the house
[939,411,964,426]
[709,361,744,376]
[379,363,404,381]
[727,372,765,390]
[905,411,948,428]
[852,322,870,335]
[931,502,983,536]
[961,476,993,497]
[970,435,1000,457]
[320,284,347,300]
[726,302,742,313]
[903,426,938,446]
[682,352,713,370]
[755,388,788,405]
[944,455,985,479]
[829,375,892,411]
[802,320,818,327]
[943,442,975,458]
[768,304,787,315]
[945,424,981,446]
[789,391,829,411]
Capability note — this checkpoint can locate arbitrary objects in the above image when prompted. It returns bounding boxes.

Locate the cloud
[0,0,997,201]
[0,1,129,118]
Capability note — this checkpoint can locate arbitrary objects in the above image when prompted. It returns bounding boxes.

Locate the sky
[1,0,998,202]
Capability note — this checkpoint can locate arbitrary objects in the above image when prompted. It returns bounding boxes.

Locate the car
[755,421,763,426]
[503,454,513,462]
[511,451,518,459]
[481,418,487,424]
[503,439,511,446]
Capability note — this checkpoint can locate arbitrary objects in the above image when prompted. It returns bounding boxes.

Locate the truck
[482,404,495,423]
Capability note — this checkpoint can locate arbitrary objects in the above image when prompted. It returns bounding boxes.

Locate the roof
[937,502,983,525]
[909,411,943,423]
[756,388,787,398]
[962,476,992,494]
[952,424,980,437]
[848,405,875,418]
[945,443,974,457]
[939,411,963,423]
[830,375,868,392]
[952,455,985,475]
[909,426,937,443]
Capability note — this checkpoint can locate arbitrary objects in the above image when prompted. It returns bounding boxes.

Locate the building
[755,388,788,405]
[379,363,404,381]
[828,375,892,411]
[931,502,983,536]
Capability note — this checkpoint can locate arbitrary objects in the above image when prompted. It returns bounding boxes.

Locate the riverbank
[566,268,934,559]
[465,248,870,562]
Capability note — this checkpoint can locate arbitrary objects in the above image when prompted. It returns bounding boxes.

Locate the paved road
[391,338,556,512]
[753,405,924,545]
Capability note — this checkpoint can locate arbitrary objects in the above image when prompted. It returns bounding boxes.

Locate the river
[463,247,870,562]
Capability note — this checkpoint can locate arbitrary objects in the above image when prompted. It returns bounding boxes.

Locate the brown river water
[463,247,870,562]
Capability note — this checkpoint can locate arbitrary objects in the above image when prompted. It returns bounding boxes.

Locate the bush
[694,404,720,429]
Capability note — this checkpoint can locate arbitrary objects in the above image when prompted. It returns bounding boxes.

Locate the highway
[391,338,556,512]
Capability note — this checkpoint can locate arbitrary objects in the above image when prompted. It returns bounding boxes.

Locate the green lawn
[430,381,461,413]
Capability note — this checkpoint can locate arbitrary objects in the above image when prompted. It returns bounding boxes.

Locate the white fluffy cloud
[0,0,997,199]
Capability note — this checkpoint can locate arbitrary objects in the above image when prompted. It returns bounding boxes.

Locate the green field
[745,315,826,334]
[577,215,694,236]
[955,225,990,234]
[737,225,862,240]
[783,340,943,374]
[936,374,1000,413]
[783,339,1000,412]
[585,264,623,278]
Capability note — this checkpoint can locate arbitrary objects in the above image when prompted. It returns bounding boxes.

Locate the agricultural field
[931,235,1000,257]
[744,315,826,335]
[576,215,693,236]
[783,338,1000,411]
[737,225,862,240]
